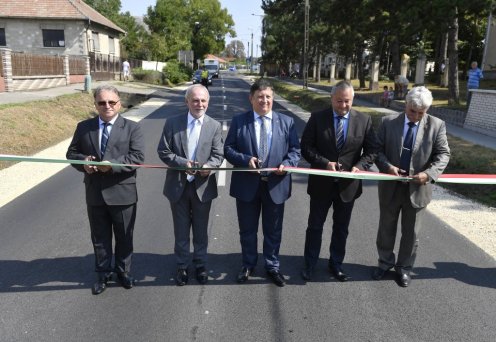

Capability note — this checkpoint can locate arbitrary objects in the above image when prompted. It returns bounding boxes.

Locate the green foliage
[163,61,193,84]
[131,68,164,85]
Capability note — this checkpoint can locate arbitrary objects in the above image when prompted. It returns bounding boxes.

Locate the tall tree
[223,40,246,59]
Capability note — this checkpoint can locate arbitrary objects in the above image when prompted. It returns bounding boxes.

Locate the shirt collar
[99,115,118,126]
[333,111,349,120]
[404,115,419,126]
[188,112,204,125]
[254,111,272,121]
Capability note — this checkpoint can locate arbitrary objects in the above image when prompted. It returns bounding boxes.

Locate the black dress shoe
[329,264,349,282]
[396,272,411,287]
[236,267,254,284]
[176,268,188,286]
[372,267,391,280]
[267,269,286,287]
[301,267,313,281]
[117,272,135,289]
[196,266,208,285]
[92,273,112,295]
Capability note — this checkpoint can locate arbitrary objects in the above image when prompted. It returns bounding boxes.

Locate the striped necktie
[336,116,345,153]
[101,122,110,156]
[400,122,416,173]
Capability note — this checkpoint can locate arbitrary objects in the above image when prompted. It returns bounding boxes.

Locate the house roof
[0,0,125,34]
[205,54,228,63]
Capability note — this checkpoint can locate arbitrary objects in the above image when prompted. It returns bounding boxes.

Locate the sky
[119,0,264,57]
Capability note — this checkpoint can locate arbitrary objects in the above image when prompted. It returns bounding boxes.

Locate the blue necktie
[336,116,345,153]
[258,116,268,166]
[400,122,416,173]
[100,122,110,156]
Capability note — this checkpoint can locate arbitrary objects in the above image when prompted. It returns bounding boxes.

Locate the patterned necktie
[187,119,200,182]
[100,122,110,156]
[336,116,345,153]
[400,121,416,173]
[258,116,268,166]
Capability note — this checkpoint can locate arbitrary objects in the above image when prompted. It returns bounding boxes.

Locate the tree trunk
[391,34,401,76]
[448,7,460,106]
[357,45,366,89]
[438,31,448,86]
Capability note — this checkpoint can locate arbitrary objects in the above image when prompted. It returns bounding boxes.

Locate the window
[0,28,6,46]
[42,29,65,47]
[92,32,100,51]
[109,37,115,54]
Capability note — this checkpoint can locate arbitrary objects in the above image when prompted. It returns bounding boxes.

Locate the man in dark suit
[300,80,378,282]
[372,86,450,287]
[224,78,300,287]
[67,85,145,295]
[157,84,224,286]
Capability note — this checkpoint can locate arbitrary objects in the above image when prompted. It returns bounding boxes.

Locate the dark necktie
[336,116,345,153]
[259,116,268,166]
[399,122,416,173]
[100,122,110,156]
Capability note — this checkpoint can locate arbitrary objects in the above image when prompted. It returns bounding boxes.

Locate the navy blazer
[224,110,301,205]
[66,115,145,206]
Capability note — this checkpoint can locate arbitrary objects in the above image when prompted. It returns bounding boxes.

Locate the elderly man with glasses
[67,84,145,295]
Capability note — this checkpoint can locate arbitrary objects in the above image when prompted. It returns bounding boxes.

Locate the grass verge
[0,93,96,169]
[272,79,496,207]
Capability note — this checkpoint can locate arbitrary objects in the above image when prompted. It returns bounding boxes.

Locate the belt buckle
[260,176,268,182]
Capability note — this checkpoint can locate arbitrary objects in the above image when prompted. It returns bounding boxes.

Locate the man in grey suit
[157,84,224,286]
[372,86,450,287]
[67,85,145,295]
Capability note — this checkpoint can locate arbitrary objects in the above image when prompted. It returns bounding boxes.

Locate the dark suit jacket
[66,115,145,206]
[301,108,378,203]
[375,112,450,208]
[157,113,224,203]
[224,110,301,205]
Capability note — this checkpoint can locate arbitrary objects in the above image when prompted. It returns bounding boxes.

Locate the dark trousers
[236,181,285,271]
[304,192,355,268]
[170,181,212,269]
[87,203,136,274]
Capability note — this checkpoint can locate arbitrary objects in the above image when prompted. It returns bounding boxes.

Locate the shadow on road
[0,254,495,292]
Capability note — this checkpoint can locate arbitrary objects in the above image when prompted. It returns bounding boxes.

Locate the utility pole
[251,32,254,73]
[303,0,310,89]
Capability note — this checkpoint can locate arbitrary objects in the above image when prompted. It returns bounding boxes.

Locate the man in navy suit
[224,79,301,287]
[67,85,145,295]
[300,81,378,282]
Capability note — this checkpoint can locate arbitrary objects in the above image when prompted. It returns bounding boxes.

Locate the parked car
[192,70,212,85]
[229,65,236,71]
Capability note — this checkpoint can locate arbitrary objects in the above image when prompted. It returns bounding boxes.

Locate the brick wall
[464,90,496,137]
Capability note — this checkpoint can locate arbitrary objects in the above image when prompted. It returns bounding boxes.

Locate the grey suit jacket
[157,113,224,203]
[66,115,145,206]
[375,112,450,208]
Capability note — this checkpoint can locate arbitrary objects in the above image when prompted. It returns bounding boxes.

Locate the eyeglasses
[96,100,120,107]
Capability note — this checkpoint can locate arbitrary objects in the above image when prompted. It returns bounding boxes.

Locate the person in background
[224,78,301,287]
[372,86,450,288]
[157,84,224,286]
[67,85,145,295]
[467,61,483,107]
[122,59,131,81]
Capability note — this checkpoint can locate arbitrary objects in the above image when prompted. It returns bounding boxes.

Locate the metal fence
[12,52,64,76]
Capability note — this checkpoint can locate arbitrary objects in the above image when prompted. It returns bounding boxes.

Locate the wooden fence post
[63,55,70,85]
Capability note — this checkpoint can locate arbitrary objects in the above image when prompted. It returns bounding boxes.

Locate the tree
[224,40,246,59]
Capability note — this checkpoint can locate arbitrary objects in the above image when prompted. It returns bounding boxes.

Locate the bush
[131,68,163,85]
[163,61,193,84]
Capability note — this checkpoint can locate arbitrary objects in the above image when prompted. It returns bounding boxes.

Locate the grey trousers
[376,183,425,272]
[170,182,212,269]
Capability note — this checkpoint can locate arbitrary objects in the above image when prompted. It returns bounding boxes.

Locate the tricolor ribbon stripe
[1,154,495,184]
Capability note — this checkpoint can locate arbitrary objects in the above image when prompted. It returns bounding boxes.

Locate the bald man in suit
[372,86,450,287]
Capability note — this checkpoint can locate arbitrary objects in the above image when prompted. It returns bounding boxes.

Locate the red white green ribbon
[1,154,495,184]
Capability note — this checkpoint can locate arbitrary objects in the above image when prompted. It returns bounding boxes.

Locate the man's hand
[96,160,112,173]
[185,161,199,175]
[83,156,98,174]
[198,164,212,177]
[388,165,403,176]
[350,166,360,173]
[249,157,261,173]
[411,172,429,185]
[326,161,342,171]
[274,164,286,175]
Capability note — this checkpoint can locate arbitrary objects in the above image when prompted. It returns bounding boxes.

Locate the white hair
[185,84,210,100]
[405,86,433,110]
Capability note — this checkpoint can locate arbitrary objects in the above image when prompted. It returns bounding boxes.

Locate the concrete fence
[465,89,496,137]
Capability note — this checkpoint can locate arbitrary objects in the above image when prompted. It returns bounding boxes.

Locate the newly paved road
[1,74,495,342]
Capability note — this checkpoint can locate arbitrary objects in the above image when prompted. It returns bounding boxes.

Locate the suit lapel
[180,115,189,158]
[104,115,124,158]
[394,113,406,157]
[412,114,427,155]
[247,111,258,155]
[89,117,101,159]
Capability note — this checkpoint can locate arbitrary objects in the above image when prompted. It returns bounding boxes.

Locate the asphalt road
[1,73,495,342]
